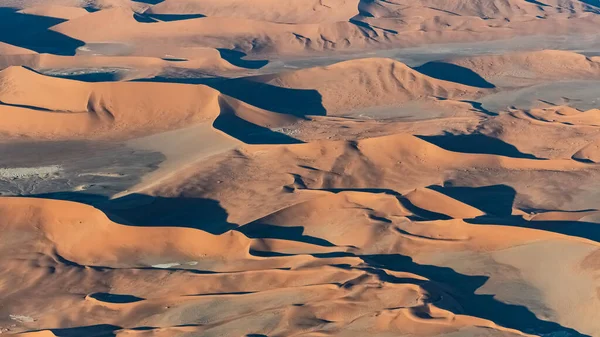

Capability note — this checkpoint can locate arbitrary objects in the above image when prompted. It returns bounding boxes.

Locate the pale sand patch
[116,123,239,197]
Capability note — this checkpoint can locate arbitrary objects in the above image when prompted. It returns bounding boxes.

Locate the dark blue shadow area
[214,96,304,144]
[460,99,497,116]
[46,71,123,82]
[217,49,268,69]
[162,57,188,62]
[30,192,238,235]
[428,184,516,216]
[414,61,496,88]
[135,76,327,117]
[417,133,539,158]
[468,214,600,244]
[211,78,325,117]
[525,0,550,6]
[0,8,84,55]
[51,324,120,337]
[363,254,590,336]
[132,0,165,4]
[89,293,144,303]
[148,13,206,21]
[580,0,600,12]
[133,12,158,23]
[238,223,336,247]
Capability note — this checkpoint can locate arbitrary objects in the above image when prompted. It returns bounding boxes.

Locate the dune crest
[0,66,224,139]
[254,58,489,115]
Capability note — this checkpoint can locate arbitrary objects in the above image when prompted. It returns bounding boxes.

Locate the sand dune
[1,0,598,66]
[574,138,600,163]
[142,133,591,228]
[0,66,311,142]
[0,50,243,81]
[18,5,90,20]
[3,1,600,336]
[363,0,595,19]
[2,185,598,335]
[49,7,374,57]
[0,42,36,56]
[0,66,223,139]
[437,50,600,87]
[39,3,599,60]
[145,0,360,24]
[521,106,600,126]
[250,58,489,115]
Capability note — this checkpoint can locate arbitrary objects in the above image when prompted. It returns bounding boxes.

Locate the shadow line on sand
[17,187,593,336]
[362,254,591,337]
[468,216,600,244]
[51,324,121,337]
[0,8,84,55]
[28,192,238,235]
[428,183,517,216]
[414,61,496,88]
[417,133,541,159]
[214,96,304,144]
[134,76,327,117]
[247,245,590,335]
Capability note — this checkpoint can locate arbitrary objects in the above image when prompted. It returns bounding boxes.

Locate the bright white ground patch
[151,261,199,269]
[9,315,35,323]
[0,165,61,179]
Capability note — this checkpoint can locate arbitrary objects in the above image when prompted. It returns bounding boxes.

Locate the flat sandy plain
[2,1,600,336]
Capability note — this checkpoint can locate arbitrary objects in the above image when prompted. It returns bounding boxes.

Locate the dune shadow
[468,215,600,244]
[132,0,165,4]
[45,70,124,82]
[238,223,336,247]
[134,76,326,117]
[460,100,498,116]
[148,13,207,21]
[349,18,398,34]
[417,133,539,159]
[363,254,590,336]
[0,99,53,111]
[50,324,120,337]
[133,12,158,23]
[210,78,326,117]
[215,96,303,144]
[525,0,550,6]
[0,8,84,55]
[572,156,596,164]
[579,0,600,12]
[217,49,268,70]
[428,184,516,216]
[29,192,238,235]
[89,293,144,304]
[414,61,495,88]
